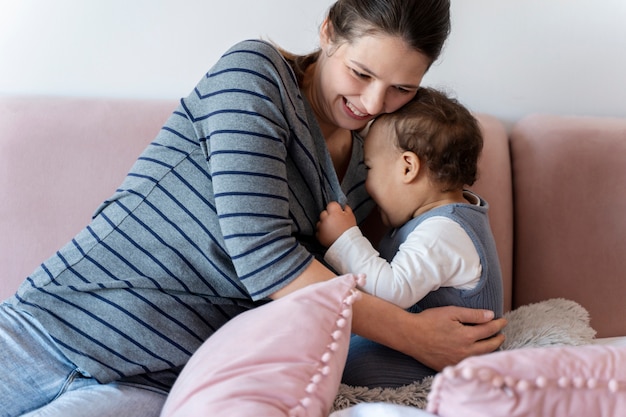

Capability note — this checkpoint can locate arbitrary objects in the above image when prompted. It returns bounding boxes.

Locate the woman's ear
[320,18,332,50]
[319,18,339,56]
[402,151,421,183]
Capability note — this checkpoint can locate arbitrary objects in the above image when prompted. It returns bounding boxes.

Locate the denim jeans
[341,334,436,388]
[0,303,166,417]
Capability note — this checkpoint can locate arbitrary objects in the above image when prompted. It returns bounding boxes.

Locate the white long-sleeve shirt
[324,216,481,309]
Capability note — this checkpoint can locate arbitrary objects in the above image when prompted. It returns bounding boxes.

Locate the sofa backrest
[469,114,514,313]
[511,114,626,337]
[0,96,175,299]
[0,97,516,312]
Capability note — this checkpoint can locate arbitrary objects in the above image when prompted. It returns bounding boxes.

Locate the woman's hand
[317,201,358,247]
[403,305,506,370]
[352,293,507,370]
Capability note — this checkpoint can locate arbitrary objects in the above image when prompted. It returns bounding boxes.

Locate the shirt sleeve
[180,40,313,299]
[324,217,482,309]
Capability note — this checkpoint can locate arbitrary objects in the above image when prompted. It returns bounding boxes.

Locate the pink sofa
[1,96,625,338]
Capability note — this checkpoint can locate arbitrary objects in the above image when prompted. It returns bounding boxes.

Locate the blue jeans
[341,335,436,388]
[0,303,166,417]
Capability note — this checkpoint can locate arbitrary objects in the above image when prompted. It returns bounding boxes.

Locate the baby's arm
[322,217,481,309]
[316,201,358,247]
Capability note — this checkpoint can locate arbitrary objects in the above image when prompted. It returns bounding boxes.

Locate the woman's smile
[344,98,370,120]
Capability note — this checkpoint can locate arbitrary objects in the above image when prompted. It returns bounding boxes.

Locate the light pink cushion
[0,96,174,300]
[427,344,626,417]
[161,274,363,417]
[510,114,626,337]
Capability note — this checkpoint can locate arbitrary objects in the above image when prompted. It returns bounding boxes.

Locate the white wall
[0,0,333,98]
[1,0,625,125]
[423,0,626,124]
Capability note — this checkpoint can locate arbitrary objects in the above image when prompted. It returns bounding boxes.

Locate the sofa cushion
[426,344,626,417]
[510,114,626,337]
[160,274,361,417]
[0,96,174,300]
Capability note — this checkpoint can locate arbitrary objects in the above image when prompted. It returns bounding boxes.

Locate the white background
[1,0,625,125]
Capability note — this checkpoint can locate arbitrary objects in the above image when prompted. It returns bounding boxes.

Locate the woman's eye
[395,86,413,94]
[352,69,369,79]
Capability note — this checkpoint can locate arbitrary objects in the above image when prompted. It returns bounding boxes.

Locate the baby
[317,87,503,317]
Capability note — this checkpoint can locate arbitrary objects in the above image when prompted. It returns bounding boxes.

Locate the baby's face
[363,122,406,228]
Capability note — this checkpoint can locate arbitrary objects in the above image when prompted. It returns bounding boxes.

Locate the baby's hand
[316,202,357,247]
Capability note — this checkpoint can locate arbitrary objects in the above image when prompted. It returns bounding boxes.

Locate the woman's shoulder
[228,39,279,52]
[223,39,276,54]
[221,39,288,68]
[214,39,296,84]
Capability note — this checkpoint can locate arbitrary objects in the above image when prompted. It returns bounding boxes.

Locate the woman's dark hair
[282,0,451,84]
[375,87,483,191]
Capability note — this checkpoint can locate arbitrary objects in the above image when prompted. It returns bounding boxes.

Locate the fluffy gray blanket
[332,298,596,411]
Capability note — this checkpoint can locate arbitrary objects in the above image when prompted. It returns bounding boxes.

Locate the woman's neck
[325,129,352,182]
[302,62,353,181]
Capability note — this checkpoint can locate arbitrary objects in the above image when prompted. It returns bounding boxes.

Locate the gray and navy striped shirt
[9,40,374,385]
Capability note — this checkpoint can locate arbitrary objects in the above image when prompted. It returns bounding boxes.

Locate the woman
[0,0,506,415]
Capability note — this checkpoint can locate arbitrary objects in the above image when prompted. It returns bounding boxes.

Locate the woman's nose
[362,85,385,115]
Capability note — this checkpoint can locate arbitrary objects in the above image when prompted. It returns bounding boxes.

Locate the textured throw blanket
[332,298,596,411]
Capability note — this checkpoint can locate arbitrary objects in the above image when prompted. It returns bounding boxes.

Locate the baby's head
[368,87,482,192]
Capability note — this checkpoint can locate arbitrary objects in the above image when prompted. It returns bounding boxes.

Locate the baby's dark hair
[374,87,483,191]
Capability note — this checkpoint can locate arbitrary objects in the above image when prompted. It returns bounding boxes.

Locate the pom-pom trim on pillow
[290,274,365,417]
[427,344,626,417]
[161,273,365,417]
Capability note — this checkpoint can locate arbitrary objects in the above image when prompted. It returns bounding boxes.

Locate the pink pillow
[161,274,363,417]
[427,344,626,417]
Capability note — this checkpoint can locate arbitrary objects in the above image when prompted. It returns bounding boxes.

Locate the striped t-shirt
[9,40,374,385]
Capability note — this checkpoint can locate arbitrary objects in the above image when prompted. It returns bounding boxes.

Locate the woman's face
[312,30,431,132]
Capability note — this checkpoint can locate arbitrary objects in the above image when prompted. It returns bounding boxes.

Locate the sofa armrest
[511,114,626,337]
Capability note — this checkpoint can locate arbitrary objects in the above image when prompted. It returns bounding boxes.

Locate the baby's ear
[401,151,421,183]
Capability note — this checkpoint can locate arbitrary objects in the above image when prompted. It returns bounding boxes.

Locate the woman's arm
[272,257,507,370]
[351,290,507,371]
[182,40,321,300]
